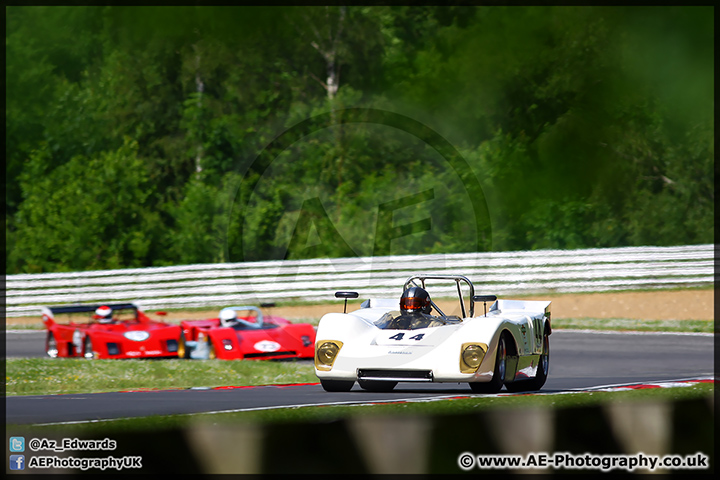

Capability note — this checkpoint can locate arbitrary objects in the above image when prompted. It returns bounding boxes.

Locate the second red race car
[178,304,316,360]
[42,303,181,359]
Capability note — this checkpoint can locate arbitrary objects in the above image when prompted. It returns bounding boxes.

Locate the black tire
[469,334,507,394]
[358,380,397,392]
[320,379,355,392]
[46,332,58,358]
[506,330,549,393]
[83,336,95,360]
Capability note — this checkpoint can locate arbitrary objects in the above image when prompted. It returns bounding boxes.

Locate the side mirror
[472,295,497,317]
[155,311,167,316]
[335,291,359,313]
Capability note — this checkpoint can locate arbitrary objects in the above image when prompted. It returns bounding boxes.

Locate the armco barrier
[4,244,714,317]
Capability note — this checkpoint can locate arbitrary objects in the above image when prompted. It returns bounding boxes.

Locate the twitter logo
[10,437,25,452]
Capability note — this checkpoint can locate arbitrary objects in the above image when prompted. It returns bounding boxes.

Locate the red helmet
[400,287,432,314]
[94,305,113,323]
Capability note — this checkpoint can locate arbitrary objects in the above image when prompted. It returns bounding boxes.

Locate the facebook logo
[9,437,25,452]
[9,454,25,470]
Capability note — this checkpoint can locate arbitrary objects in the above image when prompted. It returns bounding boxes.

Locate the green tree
[5,6,713,273]
[5,6,106,215]
[9,139,162,272]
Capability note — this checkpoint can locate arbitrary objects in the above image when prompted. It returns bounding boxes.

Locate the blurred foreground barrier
[183,395,715,474]
[5,244,714,317]
[6,394,714,474]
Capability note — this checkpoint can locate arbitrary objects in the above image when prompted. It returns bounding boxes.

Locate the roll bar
[404,274,476,318]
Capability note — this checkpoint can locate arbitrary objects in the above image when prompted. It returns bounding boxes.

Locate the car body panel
[179,306,316,360]
[42,303,181,359]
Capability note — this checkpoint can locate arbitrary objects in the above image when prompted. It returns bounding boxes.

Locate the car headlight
[123,331,150,342]
[460,343,487,373]
[315,340,343,371]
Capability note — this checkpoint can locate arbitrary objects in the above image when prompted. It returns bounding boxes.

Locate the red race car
[42,303,181,359]
[178,305,316,360]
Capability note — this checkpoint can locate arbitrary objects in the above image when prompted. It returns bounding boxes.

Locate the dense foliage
[6,6,713,273]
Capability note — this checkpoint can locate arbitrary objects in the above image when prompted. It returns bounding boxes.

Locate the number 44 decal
[389,333,424,341]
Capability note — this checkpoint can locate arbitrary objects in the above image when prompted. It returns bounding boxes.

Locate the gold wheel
[207,337,216,360]
[177,333,188,359]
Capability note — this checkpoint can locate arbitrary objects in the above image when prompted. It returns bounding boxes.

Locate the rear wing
[41,303,143,326]
[489,299,552,328]
[490,299,551,314]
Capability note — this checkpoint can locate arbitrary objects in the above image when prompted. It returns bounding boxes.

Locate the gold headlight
[315,340,343,371]
[460,343,487,373]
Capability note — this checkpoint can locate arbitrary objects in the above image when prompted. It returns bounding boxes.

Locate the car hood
[369,324,461,347]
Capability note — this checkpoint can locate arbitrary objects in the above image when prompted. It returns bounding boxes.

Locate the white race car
[314,275,551,393]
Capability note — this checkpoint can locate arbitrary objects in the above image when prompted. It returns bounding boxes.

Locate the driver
[94,305,114,324]
[219,308,239,328]
[381,287,446,330]
[400,286,433,315]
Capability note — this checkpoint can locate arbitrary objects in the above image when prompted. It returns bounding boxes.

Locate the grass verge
[551,317,714,333]
[5,358,318,396]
